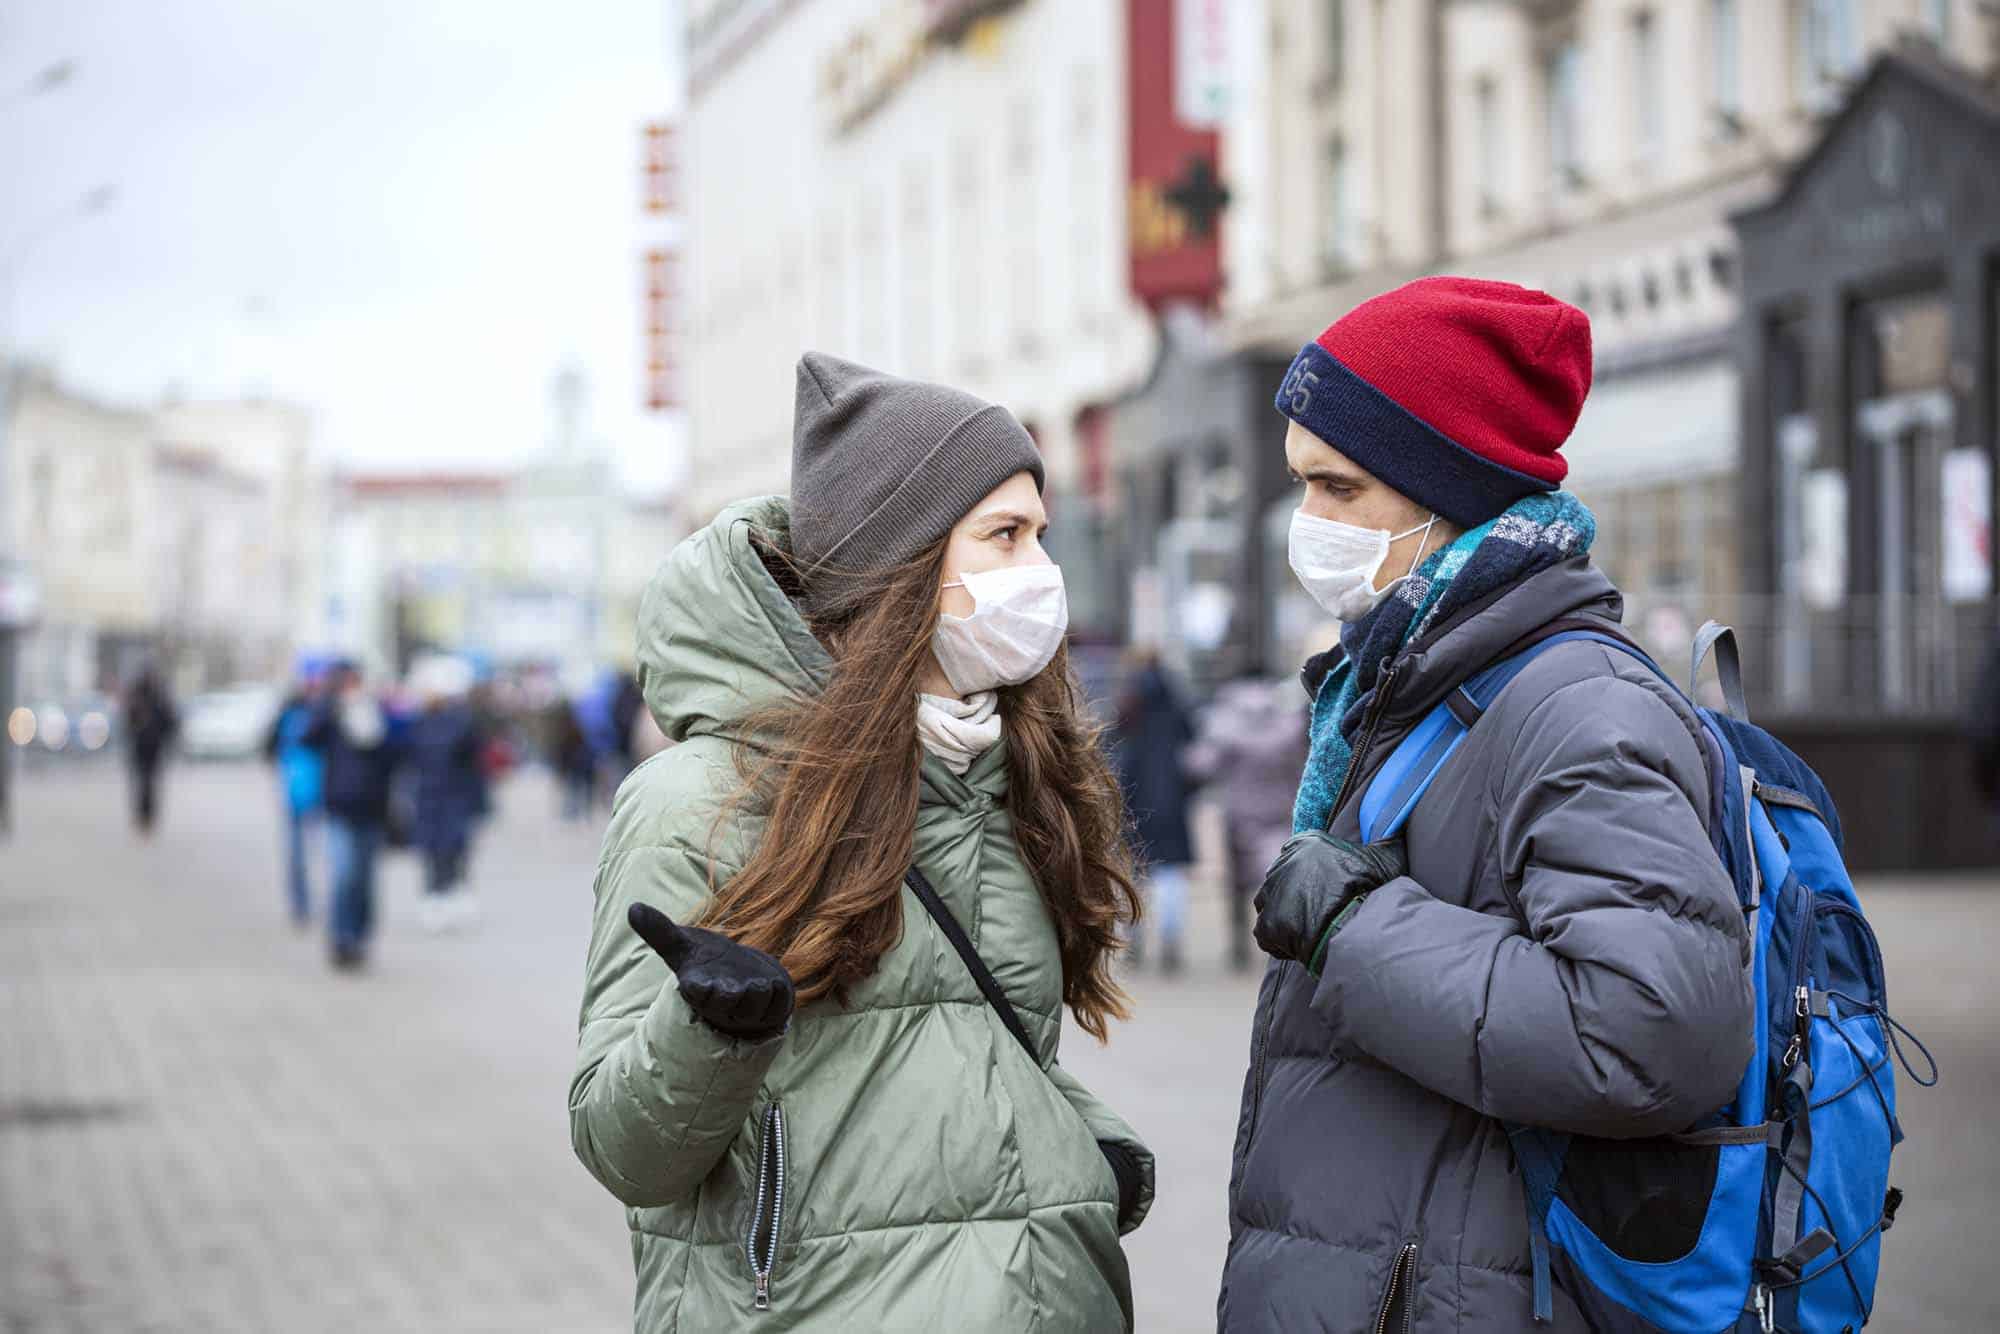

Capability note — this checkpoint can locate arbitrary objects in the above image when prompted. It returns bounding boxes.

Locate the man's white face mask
[1288,510,1439,623]
[932,563,1069,696]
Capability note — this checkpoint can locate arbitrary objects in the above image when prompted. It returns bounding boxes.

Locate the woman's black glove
[628,903,795,1041]
[1098,1140,1143,1229]
[1252,831,1407,974]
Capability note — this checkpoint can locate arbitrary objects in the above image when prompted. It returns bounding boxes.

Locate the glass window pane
[1546,41,1581,185]
[1712,0,1740,116]
[1321,137,1349,269]
[1328,0,1345,87]
[1633,11,1662,163]
[1475,77,1501,207]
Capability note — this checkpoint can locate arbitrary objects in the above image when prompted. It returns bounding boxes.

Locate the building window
[1544,39,1583,191]
[1797,0,1862,111]
[1320,135,1351,274]
[1007,97,1039,351]
[1474,76,1503,219]
[951,140,986,375]
[1924,0,1951,44]
[901,161,932,376]
[1326,0,1346,89]
[1068,64,1101,333]
[1632,11,1663,168]
[1711,0,1742,132]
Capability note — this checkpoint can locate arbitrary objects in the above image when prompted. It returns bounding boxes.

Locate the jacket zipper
[1330,662,1401,830]
[1779,886,1817,1083]
[1372,1241,1418,1334]
[746,1103,786,1311]
[1244,664,1403,1145]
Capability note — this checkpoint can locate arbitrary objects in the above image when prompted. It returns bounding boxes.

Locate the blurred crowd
[71,651,666,971]
[56,639,1320,982]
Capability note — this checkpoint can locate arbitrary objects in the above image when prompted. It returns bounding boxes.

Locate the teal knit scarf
[1291,491,1598,834]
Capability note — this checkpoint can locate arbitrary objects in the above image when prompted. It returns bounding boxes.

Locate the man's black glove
[1098,1140,1143,1230]
[628,903,795,1041]
[1251,831,1408,974]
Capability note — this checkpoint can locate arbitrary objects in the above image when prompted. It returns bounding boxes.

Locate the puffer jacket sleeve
[569,837,782,1208]
[1312,673,1753,1139]
[1045,1062,1155,1234]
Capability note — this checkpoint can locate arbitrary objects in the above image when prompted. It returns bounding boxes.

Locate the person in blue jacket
[1109,647,1197,974]
[406,657,489,932]
[302,660,405,970]
[262,664,327,925]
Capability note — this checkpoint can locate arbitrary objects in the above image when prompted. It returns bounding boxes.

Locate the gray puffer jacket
[1219,558,1754,1332]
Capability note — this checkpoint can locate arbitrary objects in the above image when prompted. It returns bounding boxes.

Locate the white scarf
[916,691,1002,776]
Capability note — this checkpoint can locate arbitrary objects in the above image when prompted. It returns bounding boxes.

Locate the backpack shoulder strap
[1357,624,1666,843]
[903,866,1039,1065]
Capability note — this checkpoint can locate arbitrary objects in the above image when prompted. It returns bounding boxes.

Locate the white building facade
[682,0,1156,526]
[1221,0,1988,665]
[2,370,317,700]
[322,372,681,679]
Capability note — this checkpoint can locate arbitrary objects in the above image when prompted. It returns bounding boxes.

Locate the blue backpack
[1358,621,1937,1333]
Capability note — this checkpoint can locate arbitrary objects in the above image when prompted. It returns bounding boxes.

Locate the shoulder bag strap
[902,866,1039,1065]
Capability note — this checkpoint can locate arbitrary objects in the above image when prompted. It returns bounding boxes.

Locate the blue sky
[2,0,683,491]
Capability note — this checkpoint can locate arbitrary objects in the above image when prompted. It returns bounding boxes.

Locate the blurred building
[1216,1,1979,663]
[682,0,1157,635]
[1,368,316,702]
[1195,0,1997,865]
[322,368,679,680]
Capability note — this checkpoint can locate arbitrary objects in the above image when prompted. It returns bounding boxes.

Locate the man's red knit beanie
[1274,276,1592,528]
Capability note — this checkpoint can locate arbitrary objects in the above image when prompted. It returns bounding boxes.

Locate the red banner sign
[1127,0,1225,312]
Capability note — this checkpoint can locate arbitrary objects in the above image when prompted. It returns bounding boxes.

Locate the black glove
[628,903,795,1041]
[1098,1140,1143,1229]
[1251,831,1407,974]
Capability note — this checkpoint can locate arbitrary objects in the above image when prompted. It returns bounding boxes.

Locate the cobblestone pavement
[4,759,1997,1332]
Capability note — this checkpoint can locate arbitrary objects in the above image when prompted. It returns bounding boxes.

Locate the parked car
[8,694,118,757]
[180,684,281,760]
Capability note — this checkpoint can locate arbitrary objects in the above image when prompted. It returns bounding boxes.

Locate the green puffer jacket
[570,497,1154,1332]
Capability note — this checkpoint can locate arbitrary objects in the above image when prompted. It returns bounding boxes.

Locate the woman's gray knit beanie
[789,351,1044,618]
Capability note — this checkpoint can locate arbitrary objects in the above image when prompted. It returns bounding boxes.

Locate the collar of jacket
[1310,555,1623,729]
[919,737,1009,813]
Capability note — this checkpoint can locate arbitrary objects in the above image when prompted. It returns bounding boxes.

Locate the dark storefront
[1106,311,1292,691]
[1732,50,2000,869]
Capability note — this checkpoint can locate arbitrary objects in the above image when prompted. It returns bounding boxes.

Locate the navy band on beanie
[1274,277,1593,529]
[1275,342,1553,530]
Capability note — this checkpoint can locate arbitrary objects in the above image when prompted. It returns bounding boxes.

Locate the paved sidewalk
[4,758,1997,1331]
[1,759,631,1333]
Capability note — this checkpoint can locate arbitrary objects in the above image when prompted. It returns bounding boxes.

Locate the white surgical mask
[933,563,1069,695]
[1288,509,1438,622]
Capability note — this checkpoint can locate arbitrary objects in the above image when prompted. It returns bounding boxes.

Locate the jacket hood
[636,497,832,747]
[636,495,1011,806]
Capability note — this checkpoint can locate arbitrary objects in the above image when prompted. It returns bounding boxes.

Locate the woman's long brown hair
[697,529,1142,1041]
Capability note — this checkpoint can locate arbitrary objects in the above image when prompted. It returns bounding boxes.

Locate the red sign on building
[640,121,682,413]
[642,247,680,413]
[1126,0,1227,312]
[642,121,678,215]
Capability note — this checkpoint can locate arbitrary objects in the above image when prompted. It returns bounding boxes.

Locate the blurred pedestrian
[569,354,1150,1327]
[263,663,327,924]
[1110,648,1196,975]
[122,665,179,836]
[407,657,486,933]
[610,668,644,778]
[1184,676,1308,972]
[303,661,403,970]
[1220,278,1751,1329]
[551,701,594,820]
